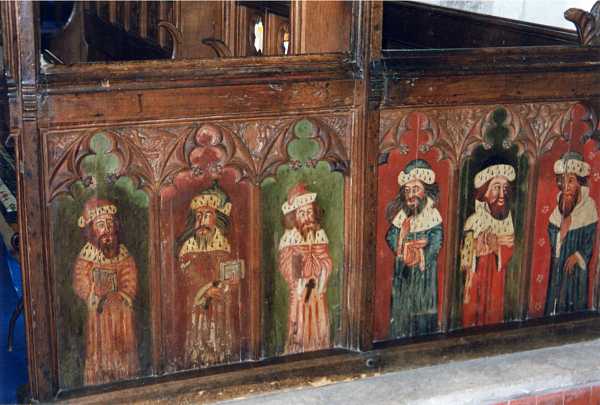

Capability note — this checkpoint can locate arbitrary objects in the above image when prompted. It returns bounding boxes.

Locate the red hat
[282,182,317,214]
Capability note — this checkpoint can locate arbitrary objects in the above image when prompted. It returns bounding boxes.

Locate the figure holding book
[72,197,140,385]
[278,183,333,354]
[177,182,243,368]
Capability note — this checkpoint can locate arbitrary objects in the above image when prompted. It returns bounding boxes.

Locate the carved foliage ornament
[379,103,597,166]
[47,115,351,199]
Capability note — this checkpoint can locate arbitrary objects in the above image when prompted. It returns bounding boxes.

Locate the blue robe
[545,188,598,316]
[386,200,443,338]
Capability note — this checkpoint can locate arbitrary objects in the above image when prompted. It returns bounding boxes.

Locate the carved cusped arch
[48,130,154,201]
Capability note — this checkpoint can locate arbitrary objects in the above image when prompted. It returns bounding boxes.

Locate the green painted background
[52,133,151,388]
[260,120,345,357]
[451,109,529,329]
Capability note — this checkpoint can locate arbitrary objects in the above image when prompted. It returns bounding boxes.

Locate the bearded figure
[278,183,333,354]
[385,159,443,338]
[177,182,242,368]
[72,197,140,385]
[546,152,598,316]
[460,164,516,327]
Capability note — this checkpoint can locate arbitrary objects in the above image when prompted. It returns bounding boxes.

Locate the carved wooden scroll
[565,1,600,46]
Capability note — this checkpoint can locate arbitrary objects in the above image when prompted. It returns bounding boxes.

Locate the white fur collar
[549,186,598,230]
[179,228,231,256]
[391,197,442,233]
[278,228,329,250]
[78,242,130,264]
[464,200,514,237]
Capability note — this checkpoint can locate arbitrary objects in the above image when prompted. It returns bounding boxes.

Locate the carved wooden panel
[526,103,600,318]
[375,111,453,341]
[376,102,600,340]
[44,113,351,387]
[47,131,153,389]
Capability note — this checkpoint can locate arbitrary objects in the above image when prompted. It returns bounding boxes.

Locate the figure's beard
[195,227,216,249]
[96,233,120,258]
[298,221,321,240]
[399,195,427,217]
[559,189,580,217]
[487,198,511,220]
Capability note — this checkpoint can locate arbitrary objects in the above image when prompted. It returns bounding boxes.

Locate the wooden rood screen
[7,0,600,402]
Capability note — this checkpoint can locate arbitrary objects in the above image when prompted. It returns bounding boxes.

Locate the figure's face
[558,173,581,217]
[403,179,426,210]
[561,173,581,199]
[92,216,115,244]
[296,204,316,228]
[91,215,119,257]
[483,176,511,219]
[485,176,509,206]
[195,207,217,236]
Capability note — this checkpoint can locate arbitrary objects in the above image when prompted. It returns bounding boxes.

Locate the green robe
[386,201,443,338]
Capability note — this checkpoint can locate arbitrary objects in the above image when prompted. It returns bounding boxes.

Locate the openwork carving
[565,1,600,46]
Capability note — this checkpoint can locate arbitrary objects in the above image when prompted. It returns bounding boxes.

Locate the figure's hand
[564,254,580,274]
[475,231,492,256]
[404,249,419,267]
[206,286,224,300]
[497,234,514,248]
[486,232,499,253]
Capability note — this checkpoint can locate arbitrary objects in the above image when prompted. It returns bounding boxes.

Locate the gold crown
[78,204,117,228]
[190,194,232,216]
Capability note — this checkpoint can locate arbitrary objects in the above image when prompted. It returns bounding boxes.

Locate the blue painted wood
[0,237,27,403]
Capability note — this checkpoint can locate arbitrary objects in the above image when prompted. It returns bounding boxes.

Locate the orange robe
[178,231,240,368]
[278,228,333,354]
[72,243,140,386]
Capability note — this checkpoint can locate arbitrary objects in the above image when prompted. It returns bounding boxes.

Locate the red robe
[72,243,140,386]
[278,228,333,354]
[461,203,515,327]
[178,230,240,368]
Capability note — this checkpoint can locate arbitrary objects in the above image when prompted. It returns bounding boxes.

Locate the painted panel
[49,132,151,389]
[261,119,347,356]
[451,108,529,329]
[374,112,451,341]
[159,124,254,372]
[528,103,600,318]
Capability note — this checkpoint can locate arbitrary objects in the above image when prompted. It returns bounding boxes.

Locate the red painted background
[373,112,452,341]
[160,165,252,369]
[528,103,600,318]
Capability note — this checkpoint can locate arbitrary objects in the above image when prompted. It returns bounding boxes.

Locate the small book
[92,268,117,297]
[220,259,245,281]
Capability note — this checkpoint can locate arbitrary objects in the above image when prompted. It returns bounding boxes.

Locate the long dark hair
[175,209,231,257]
[385,182,439,223]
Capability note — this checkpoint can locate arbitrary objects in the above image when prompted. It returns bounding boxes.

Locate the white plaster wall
[421,0,596,29]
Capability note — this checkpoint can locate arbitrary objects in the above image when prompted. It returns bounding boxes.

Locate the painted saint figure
[460,164,516,327]
[278,183,333,353]
[72,197,140,385]
[546,152,598,315]
[385,159,443,338]
[177,182,242,368]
